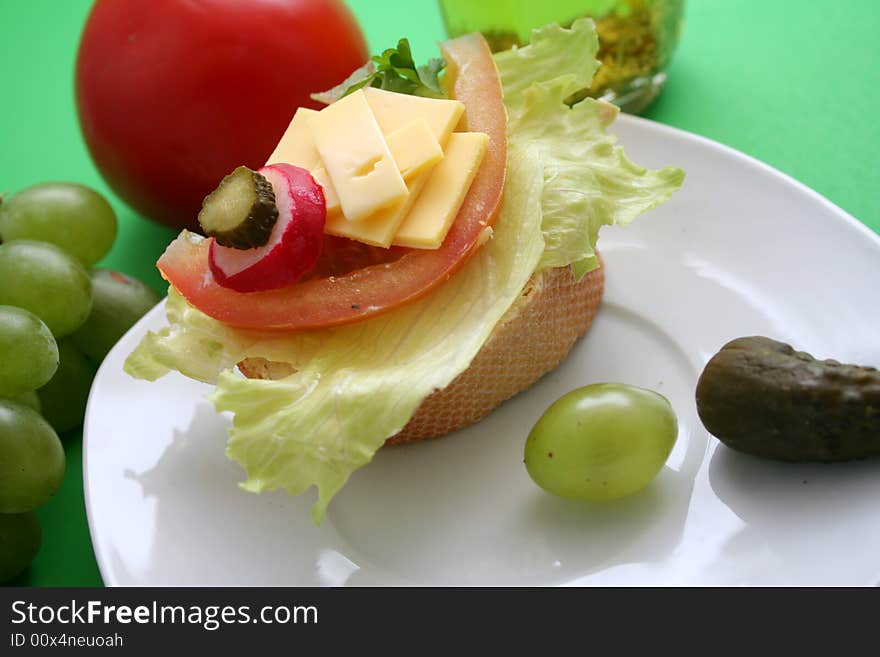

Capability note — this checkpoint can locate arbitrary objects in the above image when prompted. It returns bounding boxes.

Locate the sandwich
[125,19,684,524]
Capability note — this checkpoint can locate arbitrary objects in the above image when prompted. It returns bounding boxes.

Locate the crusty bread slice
[238,257,605,445]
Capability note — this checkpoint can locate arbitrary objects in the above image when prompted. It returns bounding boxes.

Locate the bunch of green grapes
[0,182,160,582]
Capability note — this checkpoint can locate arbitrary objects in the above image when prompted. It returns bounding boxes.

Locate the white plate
[84,114,880,586]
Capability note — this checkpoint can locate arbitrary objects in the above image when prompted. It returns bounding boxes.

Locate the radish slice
[209,164,326,292]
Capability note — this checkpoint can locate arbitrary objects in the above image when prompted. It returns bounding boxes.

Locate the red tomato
[75,0,368,231]
[157,33,507,331]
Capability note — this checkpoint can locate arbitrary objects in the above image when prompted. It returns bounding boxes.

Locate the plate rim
[616,114,879,247]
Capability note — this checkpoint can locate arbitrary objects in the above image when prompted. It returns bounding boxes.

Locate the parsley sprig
[312,39,448,105]
[347,38,446,98]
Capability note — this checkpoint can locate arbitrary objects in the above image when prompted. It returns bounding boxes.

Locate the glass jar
[438,0,685,114]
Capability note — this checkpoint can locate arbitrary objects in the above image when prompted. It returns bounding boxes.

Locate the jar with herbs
[439,0,685,114]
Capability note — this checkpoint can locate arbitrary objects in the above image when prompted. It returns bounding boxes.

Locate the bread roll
[239,257,605,445]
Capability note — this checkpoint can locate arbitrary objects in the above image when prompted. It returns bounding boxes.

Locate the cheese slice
[392,132,488,249]
[320,91,462,244]
[324,172,432,247]
[385,119,443,180]
[265,107,320,169]
[311,119,442,218]
[364,87,464,144]
[308,166,341,216]
[307,90,408,223]
[266,107,335,212]
[321,120,442,246]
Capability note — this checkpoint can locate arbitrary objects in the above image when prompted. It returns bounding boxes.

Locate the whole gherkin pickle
[696,336,880,462]
[198,166,278,249]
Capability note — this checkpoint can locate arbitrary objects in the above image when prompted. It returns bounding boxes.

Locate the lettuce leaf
[125,19,683,523]
[124,259,327,385]
[494,19,600,112]
[496,19,684,277]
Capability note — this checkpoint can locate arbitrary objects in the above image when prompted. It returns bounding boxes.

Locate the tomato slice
[158,33,506,331]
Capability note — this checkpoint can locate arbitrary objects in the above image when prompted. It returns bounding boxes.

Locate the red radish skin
[209,164,326,292]
[158,33,506,330]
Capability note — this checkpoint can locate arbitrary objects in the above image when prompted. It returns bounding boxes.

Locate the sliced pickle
[198,166,278,249]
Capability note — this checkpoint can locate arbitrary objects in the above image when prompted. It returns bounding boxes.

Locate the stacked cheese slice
[266,87,489,249]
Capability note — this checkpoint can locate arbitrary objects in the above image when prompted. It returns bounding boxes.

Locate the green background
[2,0,877,586]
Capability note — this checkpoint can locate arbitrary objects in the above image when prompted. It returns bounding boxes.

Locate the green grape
[0,399,65,513]
[524,383,678,502]
[0,511,42,583]
[37,339,96,433]
[0,240,92,337]
[0,306,59,396]
[0,182,117,267]
[72,269,161,362]
[9,390,41,413]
